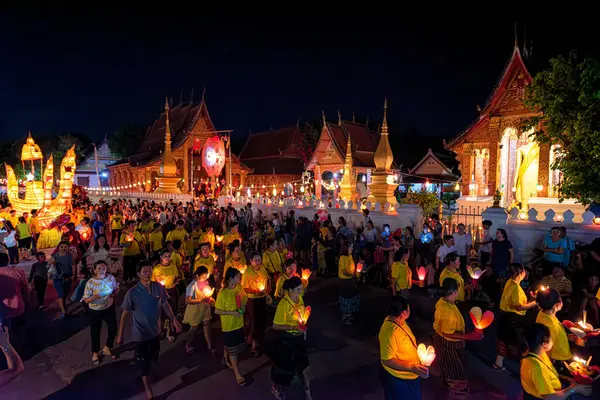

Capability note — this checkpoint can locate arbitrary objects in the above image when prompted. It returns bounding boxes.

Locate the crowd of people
[0,195,600,399]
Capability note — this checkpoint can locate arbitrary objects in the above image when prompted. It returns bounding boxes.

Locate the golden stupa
[154,98,182,194]
[4,132,76,228]
[338,135,357,202]
[367,98,397,206]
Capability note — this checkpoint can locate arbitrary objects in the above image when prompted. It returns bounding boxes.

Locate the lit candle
[417,343,436,366]
[301,269,312,281]
[578,310,594,332]
[239,266,247,274]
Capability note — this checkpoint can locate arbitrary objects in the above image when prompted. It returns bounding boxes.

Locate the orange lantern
[417,343,436,366]
[356,262,364,274]
[415,266,427,288]
[239,266,247,274]
[257,281,265,292]
[216,235,223,243]
[158,280,166,286]
[469,307,495,331]
[202,286,215,298]
[297,305,312,325]
[301,269,312,281]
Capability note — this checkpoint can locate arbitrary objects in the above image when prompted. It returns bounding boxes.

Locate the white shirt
[452,232,472,256]
[437,244,456,263]
[480,229,493,253]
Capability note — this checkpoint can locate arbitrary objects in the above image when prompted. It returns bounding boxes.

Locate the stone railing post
[481,206,509,231]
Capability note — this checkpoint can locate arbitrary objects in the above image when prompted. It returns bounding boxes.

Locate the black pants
[33,277,48,307]
[135,336,160,377]
[247,297,267,345]
[89,305,117,353]
[7,246,18,264]
[480,251,491,267]
[123,255,140,282]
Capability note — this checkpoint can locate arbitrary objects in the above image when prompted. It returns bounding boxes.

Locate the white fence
[218,195,424,233]
[88,190,194,203]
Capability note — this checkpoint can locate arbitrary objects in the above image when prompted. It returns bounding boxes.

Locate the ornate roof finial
[352,110,356,123]
[381,98,389,135]
[201,86,206,102]
[514,22,518,49]
[338,109,342,126]
[322,110,327,125]
[164,97,171,143]
[345,134,352,161]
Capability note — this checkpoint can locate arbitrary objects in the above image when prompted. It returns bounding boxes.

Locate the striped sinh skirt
[433,332,465,382]
[496,311,526,360]
[223,327,246,356]
[339,278,360,314]
[270,332,309,386]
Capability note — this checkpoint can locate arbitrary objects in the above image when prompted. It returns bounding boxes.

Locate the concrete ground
[1,259,597,399]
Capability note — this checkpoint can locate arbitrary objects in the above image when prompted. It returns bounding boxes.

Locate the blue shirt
[563,236,575,266]
[543,236,566,264]
[121,281,168,342]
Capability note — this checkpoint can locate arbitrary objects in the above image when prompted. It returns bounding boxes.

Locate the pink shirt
[0,266,29,320]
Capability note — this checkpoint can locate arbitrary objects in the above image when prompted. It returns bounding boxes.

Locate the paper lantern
[301,269,312,281]
[257,281,265,292]
[417,266,427,281]
[297,305,312,325]
[564,356,600,385]
[469,307,495,330]
[467,265,484,280]
[417,343,436,366]
[202,286,214,298]
[216,235,223,243]
[356,262,364,273]
[239,266,247,274]
[202,136,226,177]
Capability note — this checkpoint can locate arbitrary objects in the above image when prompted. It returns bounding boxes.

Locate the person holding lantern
[183,266,216,356]
[390,248,411,299]
[433,278,483,398]
[271,276,313,400]
[263,237,283,276]
[215,267,248,386]
[275,258,308,301]
[521,323,592,399]
[223,242,247,280]
[339,240,360,325]
[120,220,144,284]
[194,241,217,279]
[535,288,572,367]
[379,295,429,399]
[439,252,466,302]
[151,250,183,342]
[242,251,272,356]
[494,263,538,371]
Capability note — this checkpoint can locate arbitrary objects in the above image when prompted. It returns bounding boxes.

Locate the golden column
[367,98,397,206]
[338,135,356,201]
[155,98,182,194]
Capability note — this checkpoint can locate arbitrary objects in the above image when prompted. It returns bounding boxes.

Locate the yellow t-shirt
[263,250,282,274]
[273,294,305,333]
[194,255,216,276]
[110,215,123,230]
[596,287,600,301]
[120,231,143,256]
[391,261,411,290]
[223,257,247,278]
[242,265,269,299]
[215,287,246,332]
[433,298,465,342]
[520,352,562,398]
[29,216,40,235]
[338,255,355,279]
[191,229,203,248]
[166,228,189,253]
[500,279,527,316]
[535,312,572,361]
[151,263,181,289]
[275,273,294,299]
[171,251,183,270]
[149,231,164,251]
[439,268,465,302]
[200,232,215,250]
[378,318,419,380]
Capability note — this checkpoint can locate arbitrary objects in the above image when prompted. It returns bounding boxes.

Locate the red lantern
[202,136,226,177]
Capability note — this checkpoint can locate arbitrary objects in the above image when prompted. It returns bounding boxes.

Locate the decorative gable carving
[496,70,530,116]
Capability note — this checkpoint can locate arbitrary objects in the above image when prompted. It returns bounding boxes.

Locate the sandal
[185,345,196,355]
[209,348,217,357]
[492,362,506,371]
[271,384,285,399]
[236,377,248,386]
[92,354,100,365]
[167,335,176,343]
[102,348,118,360]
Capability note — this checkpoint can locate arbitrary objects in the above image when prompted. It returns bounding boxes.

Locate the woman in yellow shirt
[275,258,308,300]
[495,263,537,371]
[390,248,411,299]
[223,243,247,279]
[433,278,483,398]
[215,267,248,386]
[263,238,283,276]
[521,323,591,399]
[339,240,360,325]
[271,276,312,400]
[151,250,183,342]
[109,211,123,246]
[241,252,272,356]
[439,252,465,302]
[379,295,429,399]
[535,288,572,365]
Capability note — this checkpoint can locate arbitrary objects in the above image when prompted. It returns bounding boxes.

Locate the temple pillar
[314,164,322,199]
[537,142,550,197]
[487,118,501,195]
[240,172,246,187]
[183,141,189,193]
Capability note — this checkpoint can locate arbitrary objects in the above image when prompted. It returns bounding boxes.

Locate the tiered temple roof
[239,126,305,175]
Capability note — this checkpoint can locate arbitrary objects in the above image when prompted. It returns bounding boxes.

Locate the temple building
[238,126,306,192]
[445,43,577,213]
[108,97,250,193]
[399,148,459,194]
[75,138,119,188]
[307,106,399,200]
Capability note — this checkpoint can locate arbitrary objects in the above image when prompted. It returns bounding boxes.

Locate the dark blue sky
[1,14,596,146]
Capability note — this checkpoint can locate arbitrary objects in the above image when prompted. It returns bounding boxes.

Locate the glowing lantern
[564,356,600,385]
[257,281,265,292]
[125,234,134,242]
[81,231,89,241]
[466,265,484,288]
[202,286,215,298]
[158,280,166,286]
[415,266,427,288]
[578,310,594,333]
[216,235,223,243]
[212,253,218,261]
[417,343,436,366]
[297,305,312,325]
[301,269,312,281]
[469,307,495,331]
[356,262,364,274]
[239,266,247,274]
[594,217,600,225]
[201,136,226,177]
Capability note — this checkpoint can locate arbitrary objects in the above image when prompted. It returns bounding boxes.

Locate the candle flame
[216,235,223,242]
[257,282,265,291]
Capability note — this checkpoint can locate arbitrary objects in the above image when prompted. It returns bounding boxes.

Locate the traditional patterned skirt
[496,311,526,360]
[339,278,360,314]
[270,332,309,386]
[433,332,466,382]
[223,328,246,356]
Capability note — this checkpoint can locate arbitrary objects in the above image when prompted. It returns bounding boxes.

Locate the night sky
[2,14,598,150]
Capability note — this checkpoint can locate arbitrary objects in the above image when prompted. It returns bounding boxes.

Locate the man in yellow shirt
[390,249,411,299]
[439,252,465,302]
[535,288,572,363]
[29,209,41,253]
[120,221,144,283]
[379,296,429,398]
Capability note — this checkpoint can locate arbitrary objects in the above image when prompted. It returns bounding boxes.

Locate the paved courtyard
[1,261,595,399]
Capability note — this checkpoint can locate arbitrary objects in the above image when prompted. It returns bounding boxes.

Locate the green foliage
[524,51,600,205]
[441,192,458,209]
[108,125,146,159]
[401,190,441,219]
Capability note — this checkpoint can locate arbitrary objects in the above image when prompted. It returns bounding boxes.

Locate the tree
[401,190,442,220]
[108,125,146,159]
[524,51,600,205]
